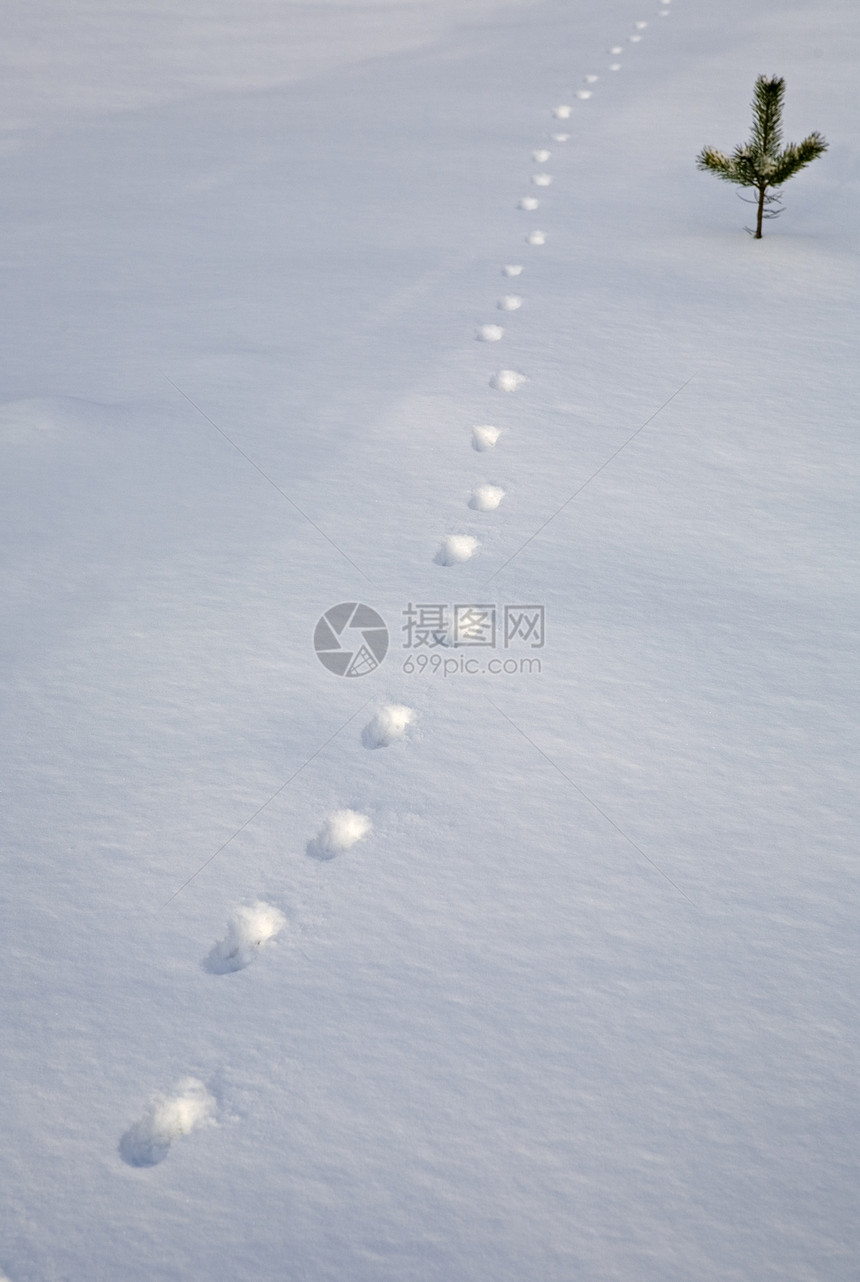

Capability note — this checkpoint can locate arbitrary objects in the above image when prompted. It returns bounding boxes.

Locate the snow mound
[477,323,504,342]
[471,425,500,452]
[435,535,479,566]
[490,369,526,392]
[205,901,286,974]
[469,484,505,512]
[526,230,546,245]
[307,809,372,860]
[362,704,415,749]
[497,294,522,311]
[119,1078,216,1167]
[518,196,539,211]
[502,264,523,277]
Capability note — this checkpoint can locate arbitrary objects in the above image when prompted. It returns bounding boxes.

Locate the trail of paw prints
[469,484,505,512]
[120,1078,216,1167]
[490,369,526,392]
[362,704,415,748]
[435,534,480,566]
[307,808,372,860]
[204,901,286,974]
[472,424,501,452]
[458,8,671,557]
[477,323,504,342]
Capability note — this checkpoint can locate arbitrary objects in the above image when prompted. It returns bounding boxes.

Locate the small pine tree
[697,76,827,238]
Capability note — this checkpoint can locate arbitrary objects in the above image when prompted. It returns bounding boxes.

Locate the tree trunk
[755,186,765,238]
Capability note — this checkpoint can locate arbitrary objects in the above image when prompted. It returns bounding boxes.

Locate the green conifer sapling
[697,76,827,238]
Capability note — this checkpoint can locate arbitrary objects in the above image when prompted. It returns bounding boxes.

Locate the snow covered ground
[2,1,858,1278]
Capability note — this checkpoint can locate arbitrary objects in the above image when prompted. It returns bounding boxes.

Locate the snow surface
[2,0,859,1279]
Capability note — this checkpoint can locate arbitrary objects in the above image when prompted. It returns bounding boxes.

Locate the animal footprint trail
[307,809,372,860]
[205,901,286,974]
[469,484,505,512]
[477,323,504,341]
[490,369,526,392]
[120,1078,216,1167]
[472,425,501,452]
[362,704,415,749]
[435,534,480,565]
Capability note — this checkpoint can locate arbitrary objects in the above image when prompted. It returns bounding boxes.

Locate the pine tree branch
[696,147,738,181]
[769,132,829,185]
[751,76,784,158]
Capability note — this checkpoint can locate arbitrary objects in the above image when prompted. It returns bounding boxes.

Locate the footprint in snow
[532,149,551,162]
[551,132,570,142]
[362,704,415,749]
[490,369,526,392]
[636,20,648,28]
[204,902,286,974]
[472,425,501,451]
[498,294,522,311]
[120,1078,216,1167]
[576,90,592,100]
[307,809,372,861]
[526,230,546,245]
[477,324,504,341]
[553,105,571,119]
[503,264,523,277]
[435,534,480,566]
[519,196,540,210]
[469,484,506,512]
[611,45,623,53]
[610,64,622,71]
[629,34,642,42]
[585,75,599,83]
